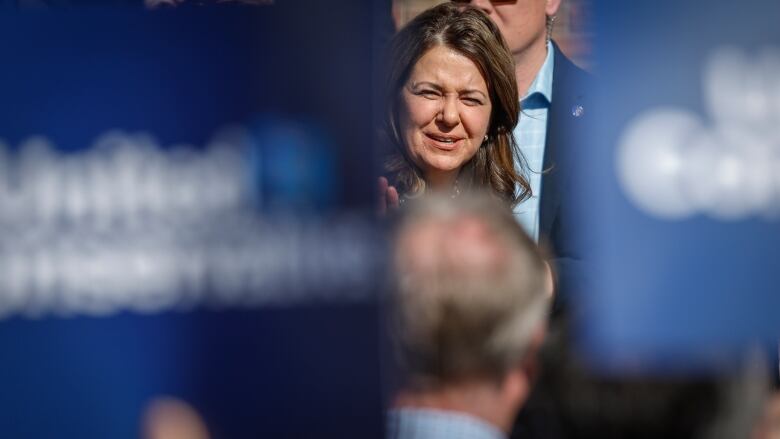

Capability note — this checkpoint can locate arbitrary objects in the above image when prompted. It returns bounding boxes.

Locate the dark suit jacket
[511,42,592,439]
[539,42,591,317]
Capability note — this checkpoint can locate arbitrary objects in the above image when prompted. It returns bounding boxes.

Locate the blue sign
[576,0,780,371]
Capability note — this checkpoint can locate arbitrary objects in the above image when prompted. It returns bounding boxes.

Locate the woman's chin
[420,152,467,170]
[420,162,465,185]
[424,162,462,174]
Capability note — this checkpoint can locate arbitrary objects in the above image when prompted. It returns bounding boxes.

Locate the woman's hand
[377,177,400,216]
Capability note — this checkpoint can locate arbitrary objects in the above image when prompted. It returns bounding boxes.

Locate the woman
[380,2,530,211]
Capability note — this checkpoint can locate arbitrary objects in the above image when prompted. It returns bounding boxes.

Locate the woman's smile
[423,132,464,151]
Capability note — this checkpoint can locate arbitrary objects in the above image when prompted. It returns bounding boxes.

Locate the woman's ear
[545,0,562,18]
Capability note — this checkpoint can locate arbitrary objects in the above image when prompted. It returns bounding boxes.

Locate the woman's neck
[425,170,459,194]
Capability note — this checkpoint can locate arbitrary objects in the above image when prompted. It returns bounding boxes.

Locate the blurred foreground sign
[576,0,780,372]
[0,3,385,438]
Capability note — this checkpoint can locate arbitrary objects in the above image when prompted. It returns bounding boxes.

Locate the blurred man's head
[452,0,561,61]
[389,193,551,432]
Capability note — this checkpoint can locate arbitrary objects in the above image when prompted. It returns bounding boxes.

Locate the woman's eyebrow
[411,82,487,98]
[410,81,443,91]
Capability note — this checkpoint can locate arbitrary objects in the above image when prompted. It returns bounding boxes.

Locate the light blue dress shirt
[387,408,506,439]
[512,41,555,243]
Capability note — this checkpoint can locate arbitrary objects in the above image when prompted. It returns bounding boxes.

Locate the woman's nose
[437,96,459,127]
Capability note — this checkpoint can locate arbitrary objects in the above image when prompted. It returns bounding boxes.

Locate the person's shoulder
[551,41,592,86]
[550,41,593,112]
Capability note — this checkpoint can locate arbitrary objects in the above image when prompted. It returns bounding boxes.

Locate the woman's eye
[416,90,440,99]
[462,97,483,106]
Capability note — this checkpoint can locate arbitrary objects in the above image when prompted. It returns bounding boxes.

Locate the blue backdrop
[576,0,780,372]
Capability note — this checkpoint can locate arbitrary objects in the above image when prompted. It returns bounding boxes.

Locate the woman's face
[399,45,492,188]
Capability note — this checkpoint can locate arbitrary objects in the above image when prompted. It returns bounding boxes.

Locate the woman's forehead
[408,45,489,90]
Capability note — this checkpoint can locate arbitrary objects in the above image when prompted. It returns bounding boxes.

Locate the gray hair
[390,192,550,388]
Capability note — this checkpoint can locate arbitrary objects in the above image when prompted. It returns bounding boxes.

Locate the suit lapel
[539,43,586,240]
[539,45,565,239]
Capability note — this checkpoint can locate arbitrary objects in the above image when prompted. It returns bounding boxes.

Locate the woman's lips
[424,133,462,151]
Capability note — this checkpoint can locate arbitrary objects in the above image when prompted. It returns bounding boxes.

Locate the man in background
[452,0,590,313]
[387,194,552,439]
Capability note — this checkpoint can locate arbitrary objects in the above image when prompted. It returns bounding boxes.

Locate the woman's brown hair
[383,2,530,205]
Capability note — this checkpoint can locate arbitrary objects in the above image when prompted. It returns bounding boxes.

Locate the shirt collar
[520,40,555,107]
[387,408,507,439]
